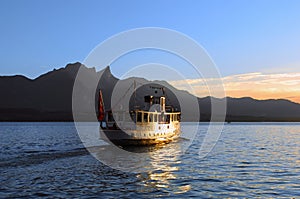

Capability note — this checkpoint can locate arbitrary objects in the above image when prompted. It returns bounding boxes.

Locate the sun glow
[169,72,300,104]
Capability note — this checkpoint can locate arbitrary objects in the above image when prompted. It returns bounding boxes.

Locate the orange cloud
[169,72,300,104]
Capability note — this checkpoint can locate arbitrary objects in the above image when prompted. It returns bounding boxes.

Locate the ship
[98,83,181,146]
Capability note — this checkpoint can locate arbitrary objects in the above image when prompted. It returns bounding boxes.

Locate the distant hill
[1,62,300,122]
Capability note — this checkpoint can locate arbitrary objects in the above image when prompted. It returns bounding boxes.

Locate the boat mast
[134,80,137,109]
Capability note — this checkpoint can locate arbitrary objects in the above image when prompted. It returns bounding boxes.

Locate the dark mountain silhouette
[225,97,300,121]
[1,62,300,122]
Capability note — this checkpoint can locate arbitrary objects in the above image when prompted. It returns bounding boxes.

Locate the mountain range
[1,62,300,122]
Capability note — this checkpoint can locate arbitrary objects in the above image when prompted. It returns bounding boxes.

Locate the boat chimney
[160,96,165,112]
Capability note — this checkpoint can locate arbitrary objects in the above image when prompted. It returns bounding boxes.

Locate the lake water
[0,122,299,198]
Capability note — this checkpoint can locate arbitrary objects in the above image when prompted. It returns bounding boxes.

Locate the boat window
[158,114,163,123]
[137,112,142,122]
[144,113,148,123]
[149,113,153,122]
[166,115,170,124]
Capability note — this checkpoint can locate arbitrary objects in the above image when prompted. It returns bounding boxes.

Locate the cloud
[261,62,300,74]
[168,72,300,103]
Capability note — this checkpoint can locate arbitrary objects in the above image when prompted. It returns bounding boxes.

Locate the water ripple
[0,122,300,198]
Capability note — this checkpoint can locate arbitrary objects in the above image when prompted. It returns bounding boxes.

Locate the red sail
[98,90,105,121]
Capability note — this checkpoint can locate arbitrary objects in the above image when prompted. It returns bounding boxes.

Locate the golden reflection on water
[136,142,191,194]
[90,139,192,194]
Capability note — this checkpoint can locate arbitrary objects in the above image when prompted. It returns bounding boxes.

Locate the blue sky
[1,0,300,79]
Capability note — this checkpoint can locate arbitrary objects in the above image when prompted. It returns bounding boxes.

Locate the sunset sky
[1,0,300,103]
[169,72,300,103]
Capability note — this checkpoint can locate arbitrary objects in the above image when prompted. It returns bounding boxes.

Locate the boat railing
[104,109,180,128]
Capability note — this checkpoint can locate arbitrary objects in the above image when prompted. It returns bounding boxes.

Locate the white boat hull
[100,121,180,146]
